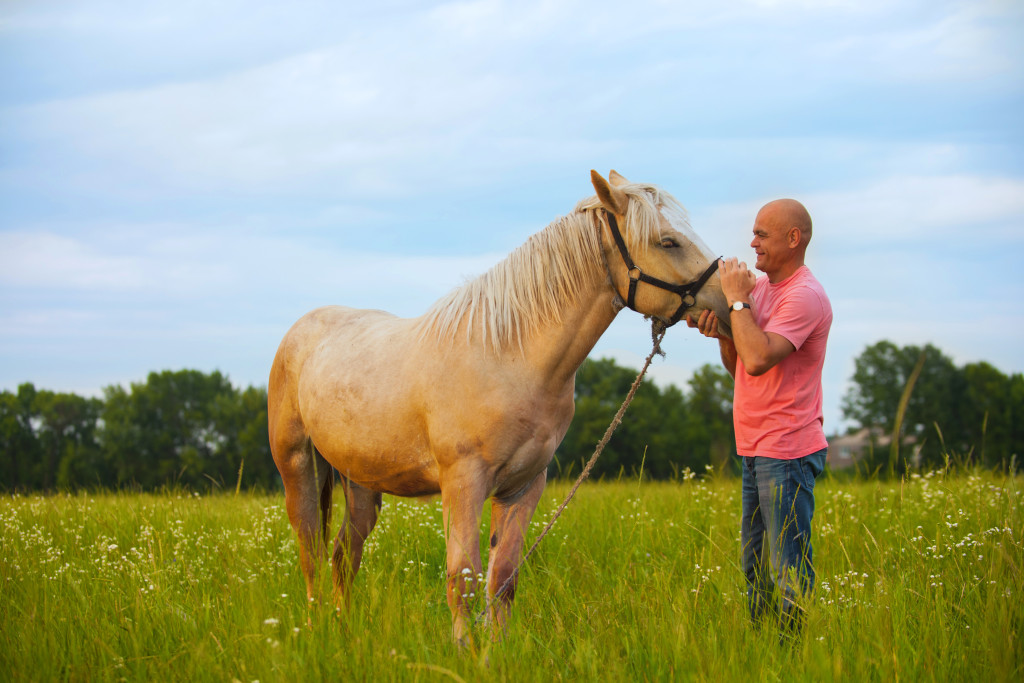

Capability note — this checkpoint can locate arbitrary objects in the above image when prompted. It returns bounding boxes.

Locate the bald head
[759,198,812,248]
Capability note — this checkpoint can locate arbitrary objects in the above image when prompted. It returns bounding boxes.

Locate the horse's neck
[521,275,620,392]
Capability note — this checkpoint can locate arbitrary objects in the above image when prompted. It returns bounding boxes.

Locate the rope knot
[649,319,667,357]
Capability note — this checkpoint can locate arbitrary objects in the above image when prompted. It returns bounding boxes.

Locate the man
[688,198,832,634]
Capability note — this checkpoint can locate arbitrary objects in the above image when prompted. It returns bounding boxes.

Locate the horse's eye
[661,238,680,249]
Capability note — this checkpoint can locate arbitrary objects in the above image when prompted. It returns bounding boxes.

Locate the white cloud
[812,174,1024,248]
[0,231,148,290]
[0,225,503,312]
[5,0,1020,206]
[816,1,1024,83]
[696,172,1024,253]
[7,43,528,197]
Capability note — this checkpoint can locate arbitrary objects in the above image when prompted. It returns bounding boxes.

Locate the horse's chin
[715,317,733,340]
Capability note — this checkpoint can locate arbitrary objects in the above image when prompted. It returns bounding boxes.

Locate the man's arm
[687,258,796,377]
[727,308,794,376]
[719,337,737,378]
[686,310,786,377]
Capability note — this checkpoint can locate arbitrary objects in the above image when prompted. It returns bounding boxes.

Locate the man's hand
[719,257,756,305]
[686,309,722,339]
[687,308,738,376]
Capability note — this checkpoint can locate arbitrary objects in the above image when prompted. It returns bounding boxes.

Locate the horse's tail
[314,443,335,546]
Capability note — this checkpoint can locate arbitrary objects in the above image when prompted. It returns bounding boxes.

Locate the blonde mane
[415,183,688,354]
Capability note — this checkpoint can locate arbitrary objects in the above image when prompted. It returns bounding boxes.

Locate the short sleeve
[762,285,824,351]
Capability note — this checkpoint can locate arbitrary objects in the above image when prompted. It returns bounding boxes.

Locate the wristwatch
[730,301,751,313]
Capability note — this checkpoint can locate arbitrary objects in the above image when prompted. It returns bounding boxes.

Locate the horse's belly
[310,425,441,497]
[340,455,441,498]
[303,389,440,497]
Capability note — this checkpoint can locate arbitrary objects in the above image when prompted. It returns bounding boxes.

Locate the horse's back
[269,304,415,417]
[273,303,403,367]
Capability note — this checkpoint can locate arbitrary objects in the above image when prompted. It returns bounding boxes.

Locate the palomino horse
[268,170,730,642]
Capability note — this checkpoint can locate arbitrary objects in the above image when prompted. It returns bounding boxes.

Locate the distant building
[827,428,920,470]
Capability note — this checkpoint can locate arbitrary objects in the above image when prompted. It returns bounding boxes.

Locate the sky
[1,0,1023,435]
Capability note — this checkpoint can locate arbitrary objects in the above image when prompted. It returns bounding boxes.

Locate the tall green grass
[1,469,1021,681]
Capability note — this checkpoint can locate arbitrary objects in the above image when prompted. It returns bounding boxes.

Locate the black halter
[604,210,721,327]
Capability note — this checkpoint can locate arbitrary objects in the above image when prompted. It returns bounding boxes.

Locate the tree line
[0,362,735,492]
[841,340,1024,471]
[1,340,1020,492]
[552,358,735,479]
[0,371,277,492]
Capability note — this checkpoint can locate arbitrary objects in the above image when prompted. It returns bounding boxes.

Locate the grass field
[1,468,1021,682]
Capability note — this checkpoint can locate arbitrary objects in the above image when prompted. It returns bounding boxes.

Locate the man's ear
[788,227,802,248]
[591,170,629,215]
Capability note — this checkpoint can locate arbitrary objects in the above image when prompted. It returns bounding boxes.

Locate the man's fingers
[700,311,718,338]
[688,309,722,339]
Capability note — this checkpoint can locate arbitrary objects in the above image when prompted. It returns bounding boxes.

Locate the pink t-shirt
[734,265,832,459]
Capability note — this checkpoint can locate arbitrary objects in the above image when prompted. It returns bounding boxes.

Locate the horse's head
[589,170,731,337]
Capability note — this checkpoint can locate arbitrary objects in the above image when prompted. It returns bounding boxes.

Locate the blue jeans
[740,449,826,630]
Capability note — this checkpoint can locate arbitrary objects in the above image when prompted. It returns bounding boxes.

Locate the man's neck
[765,259,805,284]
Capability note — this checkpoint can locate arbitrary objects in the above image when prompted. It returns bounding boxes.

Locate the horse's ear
[591,170,629,215]
[609,169,629,187]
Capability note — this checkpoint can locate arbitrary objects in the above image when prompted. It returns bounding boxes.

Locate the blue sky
[2,0,1022,434]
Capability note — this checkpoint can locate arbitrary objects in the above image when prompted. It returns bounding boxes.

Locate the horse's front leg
[440,470,488,646]
[486,470,546,637]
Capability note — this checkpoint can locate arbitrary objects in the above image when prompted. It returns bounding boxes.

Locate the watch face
[732,301,744,311]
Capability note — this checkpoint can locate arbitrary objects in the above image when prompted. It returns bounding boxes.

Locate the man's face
[749,208,791,275]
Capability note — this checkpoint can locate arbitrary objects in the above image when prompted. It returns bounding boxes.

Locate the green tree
[551,358,734,481]
[683,364,735,474]
[961,362,1022,468]
[216,385,278,490]
[611,375,677,479]
[100,370,240,489]
[0,384,104,490]
[35,391,104,490]
[840,341,1021,468]
[0,384,42,490]
[555,358,643,479]
[1009,374,1024,468]
[2,371,277,491]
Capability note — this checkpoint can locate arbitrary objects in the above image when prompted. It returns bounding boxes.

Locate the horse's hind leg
[486,470,547,636]
[331,478,382,607]
[273,431,334,606]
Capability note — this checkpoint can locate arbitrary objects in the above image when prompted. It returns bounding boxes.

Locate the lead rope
[477,322,668,623]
